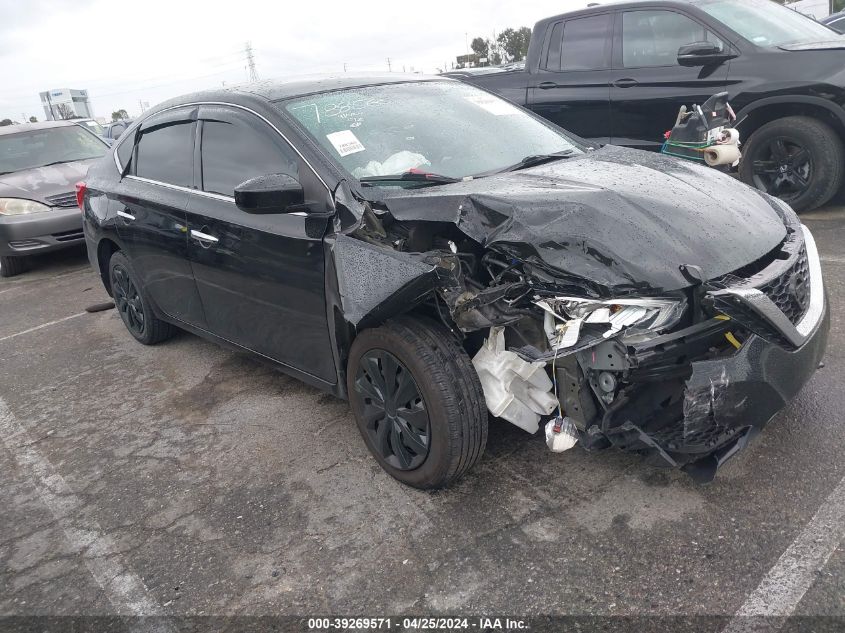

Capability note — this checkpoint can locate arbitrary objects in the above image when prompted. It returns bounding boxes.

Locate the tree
[488,44,502,66]
[497,27,532,62]
[0,119,13,127]
[470,36,504,65]
[111,109,129,121]
[28,116,37,123]
[470,37,489,58]
[54,103,74,120]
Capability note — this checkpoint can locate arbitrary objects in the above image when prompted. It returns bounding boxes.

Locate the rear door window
[134,121,195,187]
[622,10,724,68]
[199,113,298,197]
[561,15,612,71]
[544,22,563,69]
[545,14,612,71]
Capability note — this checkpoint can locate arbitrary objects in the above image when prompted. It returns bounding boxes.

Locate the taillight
[75,182,87,211]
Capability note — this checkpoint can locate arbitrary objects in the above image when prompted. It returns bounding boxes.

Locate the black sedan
[80,75,828,488]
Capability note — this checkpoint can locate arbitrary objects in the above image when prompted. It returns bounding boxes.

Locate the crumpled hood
[379,145,787,293]
[0,159,95,204]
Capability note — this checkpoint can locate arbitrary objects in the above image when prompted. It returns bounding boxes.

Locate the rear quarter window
[115,129,135,171]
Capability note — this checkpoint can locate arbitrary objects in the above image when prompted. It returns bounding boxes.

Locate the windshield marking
[282,81,583,187]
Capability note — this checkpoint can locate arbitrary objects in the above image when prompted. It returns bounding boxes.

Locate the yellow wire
[725,332,742,350]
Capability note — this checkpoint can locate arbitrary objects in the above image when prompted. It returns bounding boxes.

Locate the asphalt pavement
[0,205,843,631]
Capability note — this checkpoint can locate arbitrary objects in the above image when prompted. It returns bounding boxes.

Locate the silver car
[0,121,108,277]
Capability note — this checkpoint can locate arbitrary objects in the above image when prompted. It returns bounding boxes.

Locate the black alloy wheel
[346,316,487,489]
[750,136,812,201]
[112,263,145,337]
[107,251,175,345]
[355,349,431,471]
[739,116,844,213]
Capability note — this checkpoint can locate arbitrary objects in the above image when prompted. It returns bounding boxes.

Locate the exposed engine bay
[329,146,829,482]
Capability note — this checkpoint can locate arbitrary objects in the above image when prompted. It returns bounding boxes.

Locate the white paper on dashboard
[326,130,366,157]
[464,94,520,116]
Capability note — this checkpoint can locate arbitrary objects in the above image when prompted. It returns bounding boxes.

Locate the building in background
[39,88,94,121]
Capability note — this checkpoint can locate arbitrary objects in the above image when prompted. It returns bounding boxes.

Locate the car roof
[149,73,449,113]
[534,0,705,25]
[237,73,445,101]
[0,120,79,136]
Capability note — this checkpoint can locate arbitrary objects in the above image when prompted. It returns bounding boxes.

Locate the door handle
[613,78,639,88]
[117,210,135,221]
[190,229,219,245]
[538,81,558,90]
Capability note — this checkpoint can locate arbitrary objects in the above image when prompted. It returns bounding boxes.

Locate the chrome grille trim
[795,225,824,338]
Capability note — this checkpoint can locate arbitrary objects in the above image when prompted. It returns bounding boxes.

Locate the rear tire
[108,251,176,345]
[739,116,844,213]
[0,255,28,278]
[347,316,488,489]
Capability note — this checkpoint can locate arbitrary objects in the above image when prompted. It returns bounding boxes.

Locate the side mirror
[234,173,305,214]
[677,41,735,67]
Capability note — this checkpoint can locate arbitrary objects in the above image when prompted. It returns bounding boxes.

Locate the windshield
[282,81,583,184]
[698,0,845,47]
[0,126,107,174]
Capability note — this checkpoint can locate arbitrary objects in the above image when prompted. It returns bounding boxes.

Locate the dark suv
[453,0,845,212]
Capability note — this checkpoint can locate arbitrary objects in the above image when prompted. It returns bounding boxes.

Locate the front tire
[347,316,488,489]
[739,116,844,213]
[108,251,176,345]
[0,255,28,278]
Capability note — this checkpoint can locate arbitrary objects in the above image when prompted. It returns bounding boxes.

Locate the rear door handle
[613,78,639,88]
[117,210,135,221]
[538,81,558,90]
[190,229,218,245]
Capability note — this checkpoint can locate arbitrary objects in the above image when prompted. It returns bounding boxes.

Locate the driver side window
[199,113,299,198]
[622,10,724,68]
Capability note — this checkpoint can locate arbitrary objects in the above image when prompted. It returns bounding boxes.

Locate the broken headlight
[537,296,687,349]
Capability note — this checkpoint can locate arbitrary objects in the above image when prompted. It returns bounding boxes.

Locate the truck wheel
[0,255,28,278]
[347,316,488,489]
[108,251,176,345]
[740,116,844,213]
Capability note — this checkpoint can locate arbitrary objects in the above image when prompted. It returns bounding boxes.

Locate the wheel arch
[736,97,845,141]
[331,295,454,400]
[96,237,122,295]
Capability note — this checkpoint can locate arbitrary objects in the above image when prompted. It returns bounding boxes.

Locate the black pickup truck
[449,0,845,212]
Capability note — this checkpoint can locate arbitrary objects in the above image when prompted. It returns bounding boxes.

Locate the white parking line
[0,312,87,343]
[0,398,170,624]
[821,256,845,264]
[722,474,845,632]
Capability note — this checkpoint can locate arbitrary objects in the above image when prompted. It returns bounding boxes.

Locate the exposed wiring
[725,332,742,350]
[551,325,564,419]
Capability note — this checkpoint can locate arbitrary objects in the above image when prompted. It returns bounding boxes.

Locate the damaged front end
[329,162,829,483]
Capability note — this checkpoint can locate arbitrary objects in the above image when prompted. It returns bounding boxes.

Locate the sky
[0,0,598,123]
